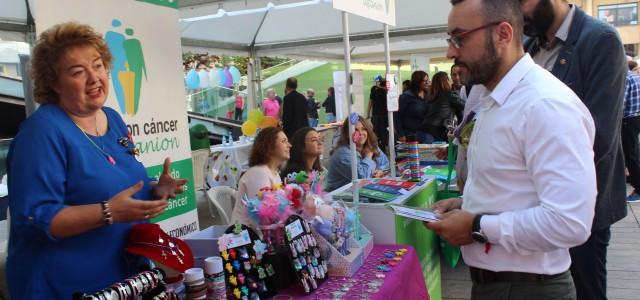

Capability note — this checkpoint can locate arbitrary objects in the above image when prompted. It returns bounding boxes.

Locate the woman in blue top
[326,115,389,191]
[6,22,186,299]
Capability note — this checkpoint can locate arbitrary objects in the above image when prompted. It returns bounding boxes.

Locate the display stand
[329,177,442,300]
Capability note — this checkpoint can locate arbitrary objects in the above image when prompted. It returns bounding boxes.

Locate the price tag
[285,219,305,240]
[227,230,252,248]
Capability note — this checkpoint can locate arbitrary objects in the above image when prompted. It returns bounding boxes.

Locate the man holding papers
[425,0,597,299]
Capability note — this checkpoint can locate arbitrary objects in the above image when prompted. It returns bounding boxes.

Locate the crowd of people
[7,0,640,299]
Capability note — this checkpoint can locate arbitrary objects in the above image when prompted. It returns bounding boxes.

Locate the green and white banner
[333,0,396,26]
[33,0,199,237]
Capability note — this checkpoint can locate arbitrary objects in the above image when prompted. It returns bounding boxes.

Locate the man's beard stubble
[455,31,501,87]
[523,0,556,41]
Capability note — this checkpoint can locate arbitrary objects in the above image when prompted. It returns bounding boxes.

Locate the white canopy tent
[179,0,451,62]
[1,0,452,64]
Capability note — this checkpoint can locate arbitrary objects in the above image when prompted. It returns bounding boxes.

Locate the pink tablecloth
[276,245,429,300]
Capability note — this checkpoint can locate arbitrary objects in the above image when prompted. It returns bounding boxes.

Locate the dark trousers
[569,226,611,300]
[235,108,243,120]
[471,270,576,300]
[371,115,389,152]
[622,115,640,193]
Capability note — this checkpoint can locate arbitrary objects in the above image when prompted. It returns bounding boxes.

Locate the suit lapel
[550,7,586,81]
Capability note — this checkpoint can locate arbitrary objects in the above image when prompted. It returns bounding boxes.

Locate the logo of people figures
[105,19,147,116]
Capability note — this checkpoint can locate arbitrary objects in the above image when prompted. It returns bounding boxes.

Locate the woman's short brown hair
[31,22,113,104]
[249,127,284,167]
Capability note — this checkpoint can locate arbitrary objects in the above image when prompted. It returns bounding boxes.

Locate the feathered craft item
[242,187,293,226]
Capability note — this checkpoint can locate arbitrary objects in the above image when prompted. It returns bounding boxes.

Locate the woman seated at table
[6,22,186,298]
[281,127,324,179]
[326,115,389,192]
[230,127,291,227]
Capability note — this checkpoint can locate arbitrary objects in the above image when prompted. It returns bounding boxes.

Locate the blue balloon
[229,66,241,84]
[186,69,200,90]
[217,69,226,86]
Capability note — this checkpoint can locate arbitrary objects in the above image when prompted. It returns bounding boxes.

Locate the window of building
[625,44,639,57]
[598,3,638,26]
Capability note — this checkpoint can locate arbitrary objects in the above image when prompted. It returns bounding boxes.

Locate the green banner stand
[436,142,462,268]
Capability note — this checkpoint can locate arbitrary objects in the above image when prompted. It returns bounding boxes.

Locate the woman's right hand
[108,181,168,223]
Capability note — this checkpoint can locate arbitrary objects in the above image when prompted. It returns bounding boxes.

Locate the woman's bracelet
[101,201,113,225]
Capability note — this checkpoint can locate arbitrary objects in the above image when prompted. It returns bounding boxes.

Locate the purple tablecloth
[276,245,429,299]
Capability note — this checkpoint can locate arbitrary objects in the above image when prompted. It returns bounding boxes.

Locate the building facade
[570,0,639,57]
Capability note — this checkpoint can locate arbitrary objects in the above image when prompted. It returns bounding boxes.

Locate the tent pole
[255,55,263,104]
[383,24,396,178]
[247,48,257,111]
[342,11,360,211]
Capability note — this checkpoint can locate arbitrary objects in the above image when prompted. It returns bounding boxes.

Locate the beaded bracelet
[101,201,113,225]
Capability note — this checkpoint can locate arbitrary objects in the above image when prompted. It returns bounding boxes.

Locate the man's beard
[523,0,556,40]
[455,32,501,87]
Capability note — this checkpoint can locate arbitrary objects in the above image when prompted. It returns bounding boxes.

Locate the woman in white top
[230,127,291,227]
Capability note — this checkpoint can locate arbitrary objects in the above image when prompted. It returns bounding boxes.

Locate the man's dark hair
[450,0,524,43]
[286,77,298,90]
[630,60,638,71]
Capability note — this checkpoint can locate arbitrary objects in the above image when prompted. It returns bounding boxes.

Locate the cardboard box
[183,225,229,268]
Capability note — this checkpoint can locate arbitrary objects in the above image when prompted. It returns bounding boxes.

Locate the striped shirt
[624,71,640,118]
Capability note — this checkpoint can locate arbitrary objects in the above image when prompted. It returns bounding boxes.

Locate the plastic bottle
[184,268,207,300]
[204,256,226,300]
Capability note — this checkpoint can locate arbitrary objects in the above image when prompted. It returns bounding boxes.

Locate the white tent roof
[180,0,452,62]
[1,0,453,62]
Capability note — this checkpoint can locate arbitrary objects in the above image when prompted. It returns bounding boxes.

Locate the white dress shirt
[461,54,597,275]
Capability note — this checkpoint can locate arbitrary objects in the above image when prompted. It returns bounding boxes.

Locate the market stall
[329,177,442,299]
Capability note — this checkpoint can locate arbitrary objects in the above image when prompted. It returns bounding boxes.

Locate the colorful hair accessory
[221,250,229,261]
[229,249,237,259]
[238,247,249,259]
[225,263,233,273]
[229,275,238,286]
[393,257,402,261]
[233,288,241,299]
[232,260,241,271]
[349,112,359,125]
[266,264,275,276]
[241,286,249,296]
[238,273,245,284]
[258,267,266,279]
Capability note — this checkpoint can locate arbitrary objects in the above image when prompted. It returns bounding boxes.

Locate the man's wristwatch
[471,214,488,243]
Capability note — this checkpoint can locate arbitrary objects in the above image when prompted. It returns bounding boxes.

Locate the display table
[205,141,253,189]
[328,178,442,300]
[277,245,428,299]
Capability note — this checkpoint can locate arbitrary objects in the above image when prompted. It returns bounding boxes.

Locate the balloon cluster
[185,65,242,90]
[241,109,278,136]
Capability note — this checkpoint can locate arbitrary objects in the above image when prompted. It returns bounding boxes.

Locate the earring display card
[284,215,328,294]
[219,224,274,299]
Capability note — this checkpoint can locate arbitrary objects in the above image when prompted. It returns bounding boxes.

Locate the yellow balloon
[241,121,258,136]
[259,116,279,128]
[248,109,264,124]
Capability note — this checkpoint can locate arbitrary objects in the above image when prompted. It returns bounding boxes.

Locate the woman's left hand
[152,157,188,199]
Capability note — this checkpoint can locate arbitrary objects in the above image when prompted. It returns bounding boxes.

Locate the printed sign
[333,0,396,26]
[386,73,399,112]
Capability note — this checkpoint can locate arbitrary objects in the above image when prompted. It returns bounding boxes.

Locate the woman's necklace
[73,114,116,165]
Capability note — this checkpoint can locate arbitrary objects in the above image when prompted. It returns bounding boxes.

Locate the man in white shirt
[426,0,597,298]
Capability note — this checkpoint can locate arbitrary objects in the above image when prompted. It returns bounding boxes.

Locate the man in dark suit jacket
[523,1,627,299]
[281,77,309,139]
